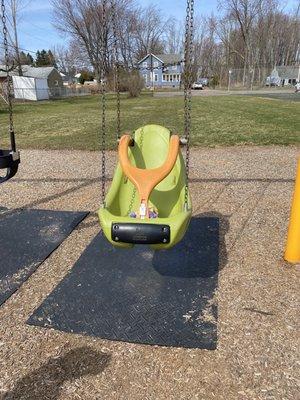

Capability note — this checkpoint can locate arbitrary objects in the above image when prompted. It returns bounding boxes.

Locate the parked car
[192,82,203,90]
[198,78,209,86]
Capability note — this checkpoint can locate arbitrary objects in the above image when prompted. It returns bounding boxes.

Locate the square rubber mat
[28,217,220,349]
[0,208,88,305]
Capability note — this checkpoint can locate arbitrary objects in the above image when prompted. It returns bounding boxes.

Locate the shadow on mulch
[2,347,110,400]
[200,211,229,272]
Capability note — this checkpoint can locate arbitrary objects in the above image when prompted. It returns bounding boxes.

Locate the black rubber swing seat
[0,149,20,183]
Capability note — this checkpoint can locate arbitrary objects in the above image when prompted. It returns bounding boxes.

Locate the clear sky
[17,0,298,55]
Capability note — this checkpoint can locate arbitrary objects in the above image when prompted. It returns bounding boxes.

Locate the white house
[267,65,300,86]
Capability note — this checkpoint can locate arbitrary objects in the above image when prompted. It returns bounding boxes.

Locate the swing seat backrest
[118,133,180,207]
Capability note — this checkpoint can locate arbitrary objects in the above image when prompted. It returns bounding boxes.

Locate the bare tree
[107,1,138,70]
[285,1,300,65]
[52,0,102,79]
[52,44,79,75]
[51,0,137,79]
[219,0,268,85]
[5,0,32,75]
[50,0,299,87]
[130,5,170,60]
[164,18,183,55]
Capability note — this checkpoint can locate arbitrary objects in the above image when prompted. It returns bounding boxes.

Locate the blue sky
[18,0,298,55]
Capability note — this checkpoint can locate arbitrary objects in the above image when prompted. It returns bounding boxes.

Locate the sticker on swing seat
[28,216,223,349]
[0,208,88,306]
[112,223,170,244]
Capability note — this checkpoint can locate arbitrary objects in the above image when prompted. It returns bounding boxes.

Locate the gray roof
[0,65,58,79]
[272,66,300,79]
[138,53,183,65]
[155,54,182,64]
[22,66,57,79]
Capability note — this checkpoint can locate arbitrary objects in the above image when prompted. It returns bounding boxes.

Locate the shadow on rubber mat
[28,213,229,349]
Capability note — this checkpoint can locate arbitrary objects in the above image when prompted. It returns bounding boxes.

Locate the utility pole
[228,70,232,91]
[10,0,23,76]
[250,68,254,91]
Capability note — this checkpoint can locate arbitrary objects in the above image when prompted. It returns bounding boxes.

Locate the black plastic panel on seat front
[111,222,170,244]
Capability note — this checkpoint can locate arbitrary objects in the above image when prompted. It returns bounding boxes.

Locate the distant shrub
[89,85,101,95]
[126,71,144,97]
[210,75,219,88]
[107,69,144,97]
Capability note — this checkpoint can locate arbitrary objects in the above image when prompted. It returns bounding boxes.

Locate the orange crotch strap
[118,134,179,217]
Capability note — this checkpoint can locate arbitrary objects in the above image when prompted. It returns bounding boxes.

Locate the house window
[163,74,166,82]
[143,61,147,68]
[173,74,177,81]
[154,74,158,82]
[170,75,173,82]
[153,61,159,68]
[177,74,181,81]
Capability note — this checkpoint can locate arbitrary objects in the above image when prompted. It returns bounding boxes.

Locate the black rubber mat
[0,208,88,306]
[28,217,220,349]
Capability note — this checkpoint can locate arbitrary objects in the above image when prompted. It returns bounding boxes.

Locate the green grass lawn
[0,93,299,150]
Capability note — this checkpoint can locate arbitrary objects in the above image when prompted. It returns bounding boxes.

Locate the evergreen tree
[19,51,27,65]
[78,70,94,84]
[19,51,34,65]
[47,50,57,68]
[27,53,34,65]
[35,50,41,65]
[35,49,57,67]
[40,49,48,66]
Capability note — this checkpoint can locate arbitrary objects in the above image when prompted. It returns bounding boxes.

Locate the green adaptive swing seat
[98,124,192,249]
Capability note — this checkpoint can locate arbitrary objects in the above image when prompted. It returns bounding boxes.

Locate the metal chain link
[100,0,107,206]
[183,0,194,208]
[1,0,16,151]
[111,0,121,140]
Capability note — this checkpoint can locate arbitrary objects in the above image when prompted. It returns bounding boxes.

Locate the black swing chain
[100,0,107,206]
[183,0,194,208]
[1,0,16,152]
[111,0,121,140]
[100,0,193,208]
